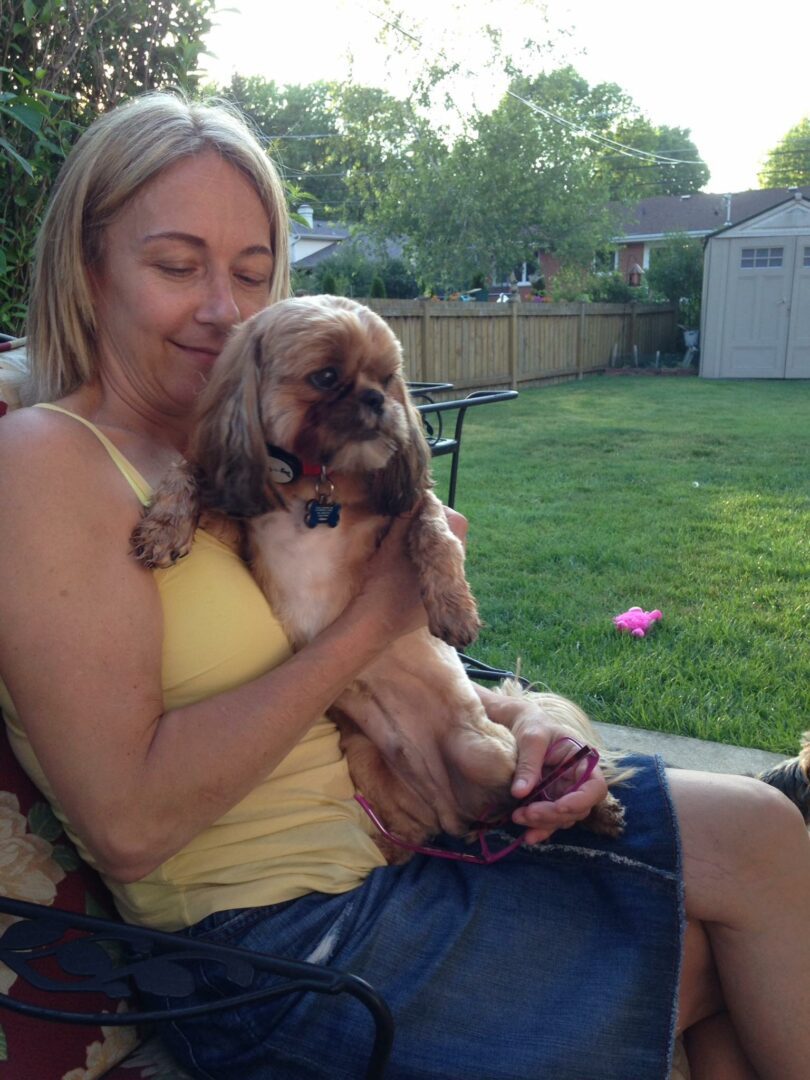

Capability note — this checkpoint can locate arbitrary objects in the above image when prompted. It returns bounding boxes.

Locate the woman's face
[91,150,275,419]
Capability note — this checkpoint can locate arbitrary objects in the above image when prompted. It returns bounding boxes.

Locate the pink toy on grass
[613,606,662,638]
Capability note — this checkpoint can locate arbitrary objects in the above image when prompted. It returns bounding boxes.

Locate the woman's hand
[351,504,469,644]
[352,513,428,640]
[476,686,609,844]
[443,505,468,545]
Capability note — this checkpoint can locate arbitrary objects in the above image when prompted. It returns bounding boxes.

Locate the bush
[319,270,338,295]
[646,233,704,326]
[0,0,216,334]
[547,267,649,304]
[310,243,418,299]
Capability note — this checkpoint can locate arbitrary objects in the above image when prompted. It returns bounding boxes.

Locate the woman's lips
[172,341,221,365]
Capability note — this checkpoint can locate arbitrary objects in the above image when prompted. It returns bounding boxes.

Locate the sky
[200,0,810,195]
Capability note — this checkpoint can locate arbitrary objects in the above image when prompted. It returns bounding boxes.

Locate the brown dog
[132,295,624,859]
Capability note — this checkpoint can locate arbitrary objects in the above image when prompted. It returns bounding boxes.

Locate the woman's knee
[667,769,807,923]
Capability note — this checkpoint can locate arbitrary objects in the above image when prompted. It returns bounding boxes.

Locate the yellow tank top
[1,404,384,930]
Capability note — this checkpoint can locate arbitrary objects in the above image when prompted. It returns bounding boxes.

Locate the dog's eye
[310,367,339,390]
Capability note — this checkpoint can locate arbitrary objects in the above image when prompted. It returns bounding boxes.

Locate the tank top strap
[33,403,152,506]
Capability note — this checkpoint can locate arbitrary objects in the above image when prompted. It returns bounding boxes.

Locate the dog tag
[305,499,342,528]
[265,444,302,484]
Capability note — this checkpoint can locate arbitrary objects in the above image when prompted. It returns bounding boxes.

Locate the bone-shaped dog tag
[305,499,342,528]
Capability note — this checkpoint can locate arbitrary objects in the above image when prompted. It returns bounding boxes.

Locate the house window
[740,247,783,269]
[593,248,616,273]
[803,247,810,268]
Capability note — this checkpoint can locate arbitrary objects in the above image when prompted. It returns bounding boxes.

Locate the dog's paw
[583,793,626,837]
[130,514,194,569]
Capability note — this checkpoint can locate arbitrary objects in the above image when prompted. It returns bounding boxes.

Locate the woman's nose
[195,273,241,328]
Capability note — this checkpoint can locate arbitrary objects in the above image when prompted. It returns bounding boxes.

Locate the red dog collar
[266,444,324,484]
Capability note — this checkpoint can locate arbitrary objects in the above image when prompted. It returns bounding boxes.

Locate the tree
[221,52,709,295]
[222,77,346,214]
[759,117,810,188]
[225,76,437,226]
[0,0,216,332]
[645,233,704,327]
[598,119,709,200]
[359,67,632,290]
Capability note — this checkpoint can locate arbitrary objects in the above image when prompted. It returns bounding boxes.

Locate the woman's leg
[669,769,810,1080]
[684,1013,759,1080]
[677,919,757,1078]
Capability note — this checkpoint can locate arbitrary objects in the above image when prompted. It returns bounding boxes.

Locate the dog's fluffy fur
[131,295,625,860]
[758,732,810,823]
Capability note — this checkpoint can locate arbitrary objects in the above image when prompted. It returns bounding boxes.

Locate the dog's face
[190,295,430,517]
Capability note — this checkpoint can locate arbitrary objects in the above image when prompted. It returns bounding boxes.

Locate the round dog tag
[265,444,302,484]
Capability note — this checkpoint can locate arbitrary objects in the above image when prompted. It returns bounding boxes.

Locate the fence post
[419,300,431,382]
[576,301,586,380]
[509,301,519,389]
[630,300,637,360]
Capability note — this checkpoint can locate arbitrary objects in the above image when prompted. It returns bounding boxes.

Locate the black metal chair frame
[413,389,518,508]
[0,895,393,1079]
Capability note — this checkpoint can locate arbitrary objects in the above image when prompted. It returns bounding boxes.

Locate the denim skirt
[152,754,684,1080]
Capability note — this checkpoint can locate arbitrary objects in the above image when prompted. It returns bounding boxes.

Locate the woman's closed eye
[156,263,195,278]
[235,272,269,287]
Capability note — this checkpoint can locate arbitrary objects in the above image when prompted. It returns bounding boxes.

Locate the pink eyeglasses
[355,737,600,865]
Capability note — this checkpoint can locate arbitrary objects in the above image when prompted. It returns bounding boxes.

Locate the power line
[505,88,706,167]
[361,2,707,170]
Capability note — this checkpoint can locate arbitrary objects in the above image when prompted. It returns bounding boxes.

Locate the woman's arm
[474,683,609,844]
[0,410,426,882]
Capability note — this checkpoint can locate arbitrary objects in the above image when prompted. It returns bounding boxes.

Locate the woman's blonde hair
[24,91,290,404]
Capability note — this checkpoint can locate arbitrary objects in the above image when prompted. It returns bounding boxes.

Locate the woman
[0,92,808,1080]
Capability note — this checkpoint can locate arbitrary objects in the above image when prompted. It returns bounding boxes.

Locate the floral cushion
[0,728,141,1078]
[102,1034,194,1079]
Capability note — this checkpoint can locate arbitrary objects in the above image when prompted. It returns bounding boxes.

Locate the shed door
[722,239,794,377]
[785,241,810,378]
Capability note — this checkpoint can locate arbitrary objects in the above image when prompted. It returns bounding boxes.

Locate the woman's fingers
[511,773,608,844]
[443,505,468,544]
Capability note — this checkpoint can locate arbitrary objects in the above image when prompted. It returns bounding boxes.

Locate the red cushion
[0,729,141,1075]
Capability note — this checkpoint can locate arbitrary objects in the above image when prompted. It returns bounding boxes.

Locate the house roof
[291,221,350,243]
[293,242,344,269]
[612,186,810,243]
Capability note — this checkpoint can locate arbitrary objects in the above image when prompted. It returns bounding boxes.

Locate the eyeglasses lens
[538,738,598,801]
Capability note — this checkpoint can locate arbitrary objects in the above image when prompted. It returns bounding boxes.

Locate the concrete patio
[596,721,786,776]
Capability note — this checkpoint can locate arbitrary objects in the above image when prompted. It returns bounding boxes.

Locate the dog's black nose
[359,389,385,415]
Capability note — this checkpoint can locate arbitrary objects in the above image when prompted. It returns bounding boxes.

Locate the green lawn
[431,375,810,754]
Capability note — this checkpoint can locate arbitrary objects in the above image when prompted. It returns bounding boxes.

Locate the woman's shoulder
[0,403,139,516]
[1,402,94,472]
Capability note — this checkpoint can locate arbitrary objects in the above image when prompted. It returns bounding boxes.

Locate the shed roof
[706,193,810,241]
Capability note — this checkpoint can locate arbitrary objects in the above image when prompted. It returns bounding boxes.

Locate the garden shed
[700,192,810,378]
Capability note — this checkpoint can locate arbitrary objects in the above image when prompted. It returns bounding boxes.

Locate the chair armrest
[457,653,529,688]
[0,896,393,1080]
[415,390,518,507]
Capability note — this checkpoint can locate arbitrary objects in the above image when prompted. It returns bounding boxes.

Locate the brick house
[534,186,810,289]
[610,186,810,281]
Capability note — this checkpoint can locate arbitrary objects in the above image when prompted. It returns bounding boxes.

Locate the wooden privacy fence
[366,300,678,392]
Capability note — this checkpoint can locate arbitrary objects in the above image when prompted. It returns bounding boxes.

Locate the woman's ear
[190,320,285,517]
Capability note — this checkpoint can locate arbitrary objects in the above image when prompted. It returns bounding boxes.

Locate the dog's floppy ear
[189,317,285,517]
[366,378,432,515]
